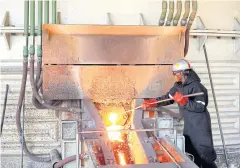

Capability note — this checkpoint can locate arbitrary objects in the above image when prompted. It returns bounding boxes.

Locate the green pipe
[23,0,29,59]
[30,0,35,56]
[181,0,190,26]
[158,0,167,26]
[44,0,49,24]
[173,1,182,26]
[52,0,56,24]
[38,1,42,36]
[37,0,42,58]
[187,0,198,30]
[166,0,174,26]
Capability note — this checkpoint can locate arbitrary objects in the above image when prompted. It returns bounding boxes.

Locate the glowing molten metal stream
[118,152,126,166]
[106,113,123,142]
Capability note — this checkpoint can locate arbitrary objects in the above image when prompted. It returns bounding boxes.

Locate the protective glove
[173,92,188,106]
[142,99,157,110]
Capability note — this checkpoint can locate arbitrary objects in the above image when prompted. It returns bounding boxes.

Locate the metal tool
[118,92,204,115]
[203,44,229,168]
[79,128,174,134]
[0,84,9,137]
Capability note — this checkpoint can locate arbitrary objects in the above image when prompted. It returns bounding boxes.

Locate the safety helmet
[172,59,191,73]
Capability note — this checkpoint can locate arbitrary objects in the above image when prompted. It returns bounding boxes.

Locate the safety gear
[142,99,157,110]
[173,92,188,106]
[155,70,217,163]
[172,59,191,73]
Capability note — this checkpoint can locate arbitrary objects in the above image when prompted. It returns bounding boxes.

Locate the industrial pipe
[173,0,182,26]
[50,149,61,167]
[184,0,198,56]
[29,60,81,113]
[31,0,45,109]
[54,154,89,168]
[187,0,197,30]
[184,29,190,56]
[44,1,49,24]
[36,0,42,82]
[165,0,174,26]
[181,0,190,26]
[16,0,51,162]
[52,0,56,24]
[158,0,167,26]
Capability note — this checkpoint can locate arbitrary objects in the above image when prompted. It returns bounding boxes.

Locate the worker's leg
[184,135,202,167]
[201,160,218,168]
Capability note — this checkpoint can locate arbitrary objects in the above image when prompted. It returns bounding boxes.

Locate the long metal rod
[203,44,229,168]
[79,128,174,134]
[118,92,204,115]
[76,122,79,168]
[1,27,240,37]
[0,84,9,137]
[152,133,181,168]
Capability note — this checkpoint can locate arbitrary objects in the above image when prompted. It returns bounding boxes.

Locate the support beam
[57,12,61,24]
[1,11,11,50]
[139,13,146,25]
[195,16,207,51]
[233,18,240,53]
[107,13,113,25]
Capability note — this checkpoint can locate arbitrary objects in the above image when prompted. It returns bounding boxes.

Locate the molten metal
[107,112,123,142]
[118,152,126,166]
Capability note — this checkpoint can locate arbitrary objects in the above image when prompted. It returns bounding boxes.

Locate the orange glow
[118,153,126,165]
[109,113,117,124]
[107,112,123,142]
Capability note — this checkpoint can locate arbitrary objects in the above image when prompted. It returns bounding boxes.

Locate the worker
[142,59,217,168]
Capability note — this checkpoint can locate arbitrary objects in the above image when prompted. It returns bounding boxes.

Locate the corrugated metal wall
[1,0,240,167]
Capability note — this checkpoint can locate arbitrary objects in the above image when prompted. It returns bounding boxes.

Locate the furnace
[41,24,198,167]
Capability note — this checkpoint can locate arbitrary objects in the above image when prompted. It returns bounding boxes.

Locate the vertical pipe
[181,0,190,26]
[23,0,29,59]
[76,122,80,168]
[158,0,167,26]
[44,0,49,24]
[30,0,35,57]
[203,45,229,168]
[187,0,198,30]
[165,0,174,26]
[52,0,57,24]
[173,1,182,26]
[36,0,42,80]
[0,84,9,137]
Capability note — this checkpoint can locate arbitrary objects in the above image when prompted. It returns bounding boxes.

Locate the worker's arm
[142,84,177,110]
[183,82,206,113]
[155,84,177,106]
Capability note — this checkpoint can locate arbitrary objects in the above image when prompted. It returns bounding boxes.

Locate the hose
[29,59,81,113]
[54,155,88,168]
[181,0,190,26]
[165,0,174,26]
[16,0,51,162]
[173,0,182,26]
[16,61,51,162]
[184,29,190,56]
[184,0,198,56]
[158,0,167,26]
[187,0,197,30]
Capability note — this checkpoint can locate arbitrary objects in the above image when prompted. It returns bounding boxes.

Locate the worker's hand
[142,99,157,110]
[173,92,188,106]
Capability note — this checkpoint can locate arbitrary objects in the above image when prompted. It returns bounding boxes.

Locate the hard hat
[172,59,191,72]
